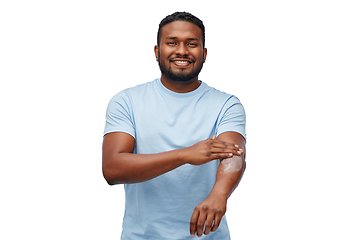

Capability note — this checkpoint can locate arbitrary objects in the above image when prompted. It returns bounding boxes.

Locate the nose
[175,43,189,56]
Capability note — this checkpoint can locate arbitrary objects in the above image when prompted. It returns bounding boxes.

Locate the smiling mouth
[171,59,193,67]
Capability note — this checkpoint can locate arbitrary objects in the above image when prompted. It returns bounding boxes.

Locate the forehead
[160,21,202,42]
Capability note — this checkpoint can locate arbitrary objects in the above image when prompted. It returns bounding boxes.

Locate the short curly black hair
[157,12,205,48]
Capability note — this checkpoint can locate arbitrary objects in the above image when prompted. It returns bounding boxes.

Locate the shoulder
[202,82,242,105]
[202,82,245,116]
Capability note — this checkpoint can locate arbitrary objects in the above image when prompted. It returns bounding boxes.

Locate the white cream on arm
[219,155,243,173]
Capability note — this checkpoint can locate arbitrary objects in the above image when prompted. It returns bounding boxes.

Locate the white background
[1,0,359,239]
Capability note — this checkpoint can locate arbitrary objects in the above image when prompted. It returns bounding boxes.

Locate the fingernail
[234,144,239,148]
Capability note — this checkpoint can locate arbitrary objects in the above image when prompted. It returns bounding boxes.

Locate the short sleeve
[216,96,246,140]
[103,90,136,138]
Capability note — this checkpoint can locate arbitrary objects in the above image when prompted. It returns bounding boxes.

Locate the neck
[160,76,201,93]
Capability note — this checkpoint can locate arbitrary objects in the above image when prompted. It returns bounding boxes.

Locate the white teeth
[174,61,189,64]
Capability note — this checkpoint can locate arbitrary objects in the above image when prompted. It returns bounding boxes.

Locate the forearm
[189,154,246,237]
[103,133,241,185]
[210,155,246,198]
[103,149,185,185]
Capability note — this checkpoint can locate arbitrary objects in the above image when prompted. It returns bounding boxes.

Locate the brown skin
[154,21,207,93]
[102,20,246,238]
[189,132,246,238]
[102,133,242,185]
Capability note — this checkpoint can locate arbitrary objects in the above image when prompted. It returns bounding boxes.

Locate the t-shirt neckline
[157,78,205,98]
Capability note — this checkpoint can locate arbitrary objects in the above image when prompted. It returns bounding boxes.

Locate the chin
[158,60,203,83]
[167,72,197,83]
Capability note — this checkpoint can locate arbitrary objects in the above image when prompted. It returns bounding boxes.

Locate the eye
[167,41,176,46]
[188,42,197,47]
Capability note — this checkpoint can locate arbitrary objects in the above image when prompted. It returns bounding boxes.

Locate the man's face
[155,21,207,83]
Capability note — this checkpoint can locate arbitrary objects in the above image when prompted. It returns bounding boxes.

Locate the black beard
[158,51,204,83]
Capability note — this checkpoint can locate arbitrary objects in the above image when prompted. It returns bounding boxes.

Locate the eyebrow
[165,37,199,41]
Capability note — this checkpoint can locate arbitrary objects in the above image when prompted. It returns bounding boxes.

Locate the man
[103,12,246,239]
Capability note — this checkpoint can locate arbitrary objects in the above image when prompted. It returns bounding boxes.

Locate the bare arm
[102,132,242,185]
[212,132,246,198]
[190,131,246,237]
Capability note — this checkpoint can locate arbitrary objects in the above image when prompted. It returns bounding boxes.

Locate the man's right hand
[181,135,243,165]
[103,133,243,185]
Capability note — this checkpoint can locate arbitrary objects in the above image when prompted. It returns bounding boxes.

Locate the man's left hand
[189,193,227,237]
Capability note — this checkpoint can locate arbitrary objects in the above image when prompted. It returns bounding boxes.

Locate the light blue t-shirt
[104,79,246,240]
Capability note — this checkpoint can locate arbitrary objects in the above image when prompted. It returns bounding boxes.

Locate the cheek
[193,50,205,62]
[159,46,172,58]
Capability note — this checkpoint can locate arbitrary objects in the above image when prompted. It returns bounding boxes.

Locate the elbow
[106,180,116,186]
[102,152,136,185]
[107,181,117,186]
[103,170,125,186]
[102,162,126,186]
[104,176,117,186]
[102,168,117,186]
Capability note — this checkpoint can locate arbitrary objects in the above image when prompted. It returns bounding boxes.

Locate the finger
[210,147,242,155]
[211,146,239,154]
[211,135,216,140]
[213,139,240,149]
[202,152,231,161]
[196,210,207,238]
[206,153,235,161]
[204,214,215,235]
[212,141,239,150]
[190,209,199,237]
[210,149,242,159]
[211,212,223,233]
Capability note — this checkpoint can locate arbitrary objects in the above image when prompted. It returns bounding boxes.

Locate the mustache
[169,56,195,63]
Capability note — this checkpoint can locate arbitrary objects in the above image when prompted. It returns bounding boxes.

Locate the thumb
[212,135,216,140]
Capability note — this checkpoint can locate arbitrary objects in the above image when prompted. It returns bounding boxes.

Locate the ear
[203,48,207,63]
[154,45,159,61]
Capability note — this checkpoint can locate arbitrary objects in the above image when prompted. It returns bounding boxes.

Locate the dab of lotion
[220,155,242,173]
